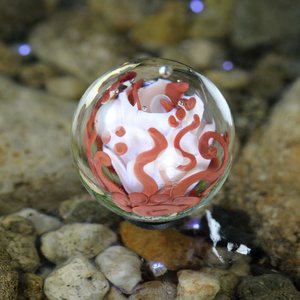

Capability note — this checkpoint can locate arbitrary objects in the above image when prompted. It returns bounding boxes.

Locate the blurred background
[0,0,300,299]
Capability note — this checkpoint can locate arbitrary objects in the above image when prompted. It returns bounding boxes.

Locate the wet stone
[104,287,127,300]
[96,245,142,294]
[16,208,62,235]
[59,194,121,227]
[221,78,300,276]
[0,216,40,272]
[44,255,109,300]
[177,269,220,300]
[120,221,204,270]
[41,223,117,264]
[30,9,127,83]
[237,274,300,300]
[128,281,177,300]
[130,0,187,50]
[0,76,82,215]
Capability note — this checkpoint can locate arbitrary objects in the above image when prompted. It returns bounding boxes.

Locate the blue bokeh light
[189,0,205,13]
[18,44,32,56]
[222,60,234,71]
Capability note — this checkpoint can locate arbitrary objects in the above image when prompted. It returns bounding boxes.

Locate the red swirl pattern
[84,72,229,217]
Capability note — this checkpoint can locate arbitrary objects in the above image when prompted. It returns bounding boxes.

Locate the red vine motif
[84,72,229,217]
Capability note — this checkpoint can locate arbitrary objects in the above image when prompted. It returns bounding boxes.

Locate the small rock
[0,42,21,75]
[18,273,44,300]
[44,255,109,300]
[59,194,121,227]
[0,76,82,215]
[30,9,127,83]
[96,245,142,294]
[104,287,127,300]
[202,268,239,299]
[189,0,235,39]
[0,230,40,272]
[0,248,18,300]
[237,274,300,300]
[205,69,250,90]
[0,216,40,272]
[45,76,87,100]
[88,0,162,31]
[41,223,117,264]
[120,221,199,270]
[182,39,224,70]
[128,281,177,300]
[230,257,251,277]
[16,208,62,235]
[177,269,220,300]
[19,62,58,88]
[0,214,35,235]
[130,0,187,50]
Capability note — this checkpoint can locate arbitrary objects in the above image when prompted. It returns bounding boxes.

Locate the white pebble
[41,223,117,264]
[177,269,220,300]
[44,255,109,300]
[16,208,62,235]
[96,245,142,294]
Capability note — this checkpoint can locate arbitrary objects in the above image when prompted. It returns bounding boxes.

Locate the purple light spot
[222,60,234,71]
[189,0,204,13]
[18,44,31,56]
[186,217,201,230]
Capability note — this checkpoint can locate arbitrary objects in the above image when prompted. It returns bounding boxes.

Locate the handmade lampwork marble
[71,58,235,223]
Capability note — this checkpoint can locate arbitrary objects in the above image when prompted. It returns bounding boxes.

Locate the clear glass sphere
[71,58,235,223]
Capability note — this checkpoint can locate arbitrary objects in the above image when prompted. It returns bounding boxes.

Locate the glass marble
[71,58,235,223]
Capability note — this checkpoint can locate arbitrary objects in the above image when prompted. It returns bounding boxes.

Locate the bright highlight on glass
[222,60,234,71]
[18,44,32,56]
[189,0,205,13]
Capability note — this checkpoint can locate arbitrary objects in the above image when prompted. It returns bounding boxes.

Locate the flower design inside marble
[83,71,230,217]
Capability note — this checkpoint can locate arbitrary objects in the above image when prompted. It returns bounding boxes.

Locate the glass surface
[71,58,235,223]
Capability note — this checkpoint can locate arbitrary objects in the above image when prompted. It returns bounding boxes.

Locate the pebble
[96,245,142,294]
[41,223,117,264]
[120,221,199,270]
[45,76,87,100]
[16,208,62,235]
[177,269,220,300]
[88,0,161,31]
[59,194,121,227]
[182,39,224,70]
[237,274,300,300]
[0,216,40,272]
[18,273,44,300]
[0,76,82,215]
[130,0,187,50]
[205,69,250,90]
[128,281,177,300]
[29,9,126,83]
[44,255,109,300]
